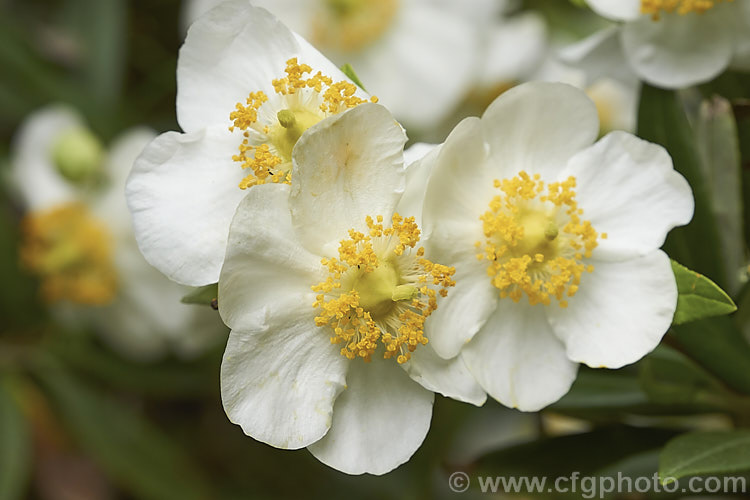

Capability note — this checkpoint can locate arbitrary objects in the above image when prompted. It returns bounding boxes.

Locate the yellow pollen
[312,214,455,364]
[312,0,399,53]
[19,203,117,306]
[640,0,731,19]
[228,58,379,190]
[476,171,600,307]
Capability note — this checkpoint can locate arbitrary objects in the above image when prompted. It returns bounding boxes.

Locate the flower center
[312,0,399,53]
[20,203,118,306]
[312,214,455,364]
[640,0,731,19]
[228,58,379,190]
[476,172,604,308]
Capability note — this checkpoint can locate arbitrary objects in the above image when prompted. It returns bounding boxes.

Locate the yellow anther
[312,214,455,363]
[640,0,731,19]
[228,58,378,190]
[477,172,600,307]
[313,0,399,52]
[19,203,117,305]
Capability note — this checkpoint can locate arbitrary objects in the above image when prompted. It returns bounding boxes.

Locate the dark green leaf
[33,359,211,500]
[639,345,729,409]
[0,376,31,500]
[340,63,367,91]
[637,85,725,288]
[551,368,650,413]
[671,316,750,395]
[180,283,218,308]
[671,260,736,325]
[472,426,677,480]
[660,431,750,481]
[695,96,744,294]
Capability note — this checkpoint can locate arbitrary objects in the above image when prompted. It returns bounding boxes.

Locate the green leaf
[340,63,367,91]
[660,431,750,481]
[34,359,211,500]
[695,96,744,295]
[671,316,750,395]
[180,283,218,308]
[671,260,736,325]
[637,85,725,288]
[0,376,31,500]
[551,368,650,414]
[472,425,678,480]
[639,345,730,410]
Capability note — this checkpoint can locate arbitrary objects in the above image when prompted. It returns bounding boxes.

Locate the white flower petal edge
[290,103,407,256]
[547,250,677,369]
[421,117,499,358]
[564,131,694,261]
[462,300,579,411]
[396,142,440,224]
[308,357,434,475]
[621,10,734,88]
[126,126,245,286]
[403,344,487,406]
[482,82,599,180]
[219,184,348,449]
[218,183,325,332]
[585,0,641,21]
[10,105,83,211]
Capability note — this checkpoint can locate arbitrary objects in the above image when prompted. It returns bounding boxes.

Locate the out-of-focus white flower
[182,0,499,131]
[10,105,224,360]
[418,82,694,411]
[582,0,750,88]
[218,103,484,475]
[536,50,639,134]
[128,2,379,287]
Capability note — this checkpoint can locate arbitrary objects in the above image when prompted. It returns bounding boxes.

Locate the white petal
[478,12,547,88]
[424,261,498,359]
[177,2,350,132]
[126,126,246,286]
[403,344,486,406]
[289,103,407,256]
[564,131,694,260]
[10,105,83,211]
[462,301,579,411]
[621,11,733,88]
[482,82,599,179]
[347,1,480,129]
[559,27,638,86]
[547,250,677,369]
[395,143,439,224]
[221,307,348,450]
[585,0,641,21]
[422,117,495,238]
[421,117,499,358]
[307,358,434,475]
[218,183,325,332]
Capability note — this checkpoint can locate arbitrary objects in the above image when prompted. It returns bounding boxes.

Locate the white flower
[536,48,639,134]
[182,0,499,131]
[218,103,485,475]
[127,1,379,287]
[418,82,694,411]
[10,105,224,360]
[582,0,750,88]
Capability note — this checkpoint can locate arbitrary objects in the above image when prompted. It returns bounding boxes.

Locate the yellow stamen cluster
[19,203,117,306]
[312,214,455,364]
[641,0,731,19]
[228,58,378,190]
[477,172,601,307]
